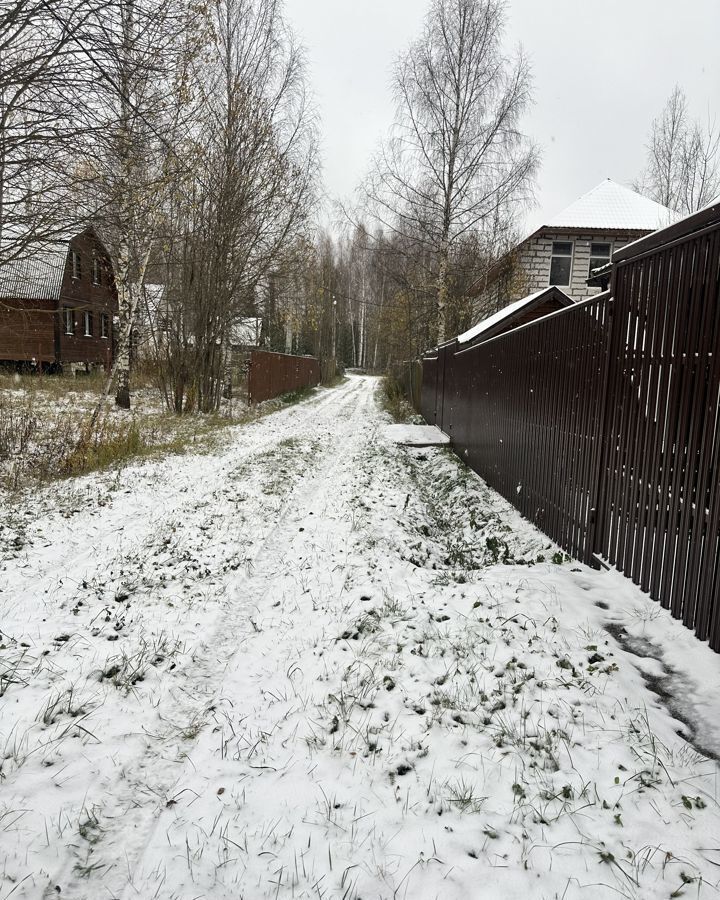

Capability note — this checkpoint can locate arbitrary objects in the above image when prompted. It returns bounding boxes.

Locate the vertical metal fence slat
[693,245,720,641]
[676,231,720,626]
[649,243,687,604]
[639,246,675,594]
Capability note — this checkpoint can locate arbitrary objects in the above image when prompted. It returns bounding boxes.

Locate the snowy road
[2,374,720,900]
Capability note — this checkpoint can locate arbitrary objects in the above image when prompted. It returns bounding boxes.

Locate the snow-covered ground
[1,374,719,900]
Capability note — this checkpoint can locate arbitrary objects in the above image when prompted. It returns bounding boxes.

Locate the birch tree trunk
[436,236,449,345]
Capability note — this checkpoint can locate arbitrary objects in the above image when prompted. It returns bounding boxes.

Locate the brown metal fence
[248,350,321,404]
[421,202,720,650]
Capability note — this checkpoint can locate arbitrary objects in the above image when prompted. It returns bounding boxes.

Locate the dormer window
[92,256,101,285]
[71,250,82,280]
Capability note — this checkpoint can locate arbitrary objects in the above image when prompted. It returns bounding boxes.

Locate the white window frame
[71,250,82,280]
[92,256,101,285]
[588,241,613,278]
[83,310,93,337]
[64,306,74,335]
[549,240,574,287]
[100,313,109,339]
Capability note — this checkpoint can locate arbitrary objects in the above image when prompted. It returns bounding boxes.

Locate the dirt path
[1,375,720,900]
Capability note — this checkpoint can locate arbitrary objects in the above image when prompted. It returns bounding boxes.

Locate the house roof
[543,179,678,232]
[0,239,69,301]
[457,286,573,346]
[614,195,720,264]
[0,226,106,301]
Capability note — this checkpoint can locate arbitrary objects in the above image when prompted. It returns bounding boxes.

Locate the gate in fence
[421,201,720,650]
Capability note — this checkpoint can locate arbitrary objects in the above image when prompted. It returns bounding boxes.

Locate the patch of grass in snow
[277,385,316,405]
[444,776,487,813]
[324,478,716,893]
[100,633,184,694]
[0,370,340,491]
[380,374,420,423]
[0,368,107,400]
[38,682,99,726]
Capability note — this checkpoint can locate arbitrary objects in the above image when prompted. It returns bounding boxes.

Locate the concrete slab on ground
[384,424,450,447]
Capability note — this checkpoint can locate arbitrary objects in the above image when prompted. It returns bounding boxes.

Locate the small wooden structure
[0,226,117,371]
[457,285,574,348]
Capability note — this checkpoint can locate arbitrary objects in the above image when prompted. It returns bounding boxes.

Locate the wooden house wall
[0,298,57,364]
[57,230,116,368]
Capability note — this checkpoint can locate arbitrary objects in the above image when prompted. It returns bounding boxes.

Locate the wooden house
[0,226,117,371]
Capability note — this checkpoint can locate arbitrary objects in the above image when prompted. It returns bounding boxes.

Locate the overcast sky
[285,0,720,234]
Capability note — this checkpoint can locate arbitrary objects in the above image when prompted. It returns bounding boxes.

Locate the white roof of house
[231,317,262,346]
[543,179,678,232]
[140,283,165,308]
[458,287,571,345]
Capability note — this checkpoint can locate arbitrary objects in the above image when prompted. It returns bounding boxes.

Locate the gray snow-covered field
[1,374,719,900]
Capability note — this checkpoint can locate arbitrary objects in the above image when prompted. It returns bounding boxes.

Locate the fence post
[587,292,618,568]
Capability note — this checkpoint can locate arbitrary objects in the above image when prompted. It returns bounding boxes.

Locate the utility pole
[330,295,337,378]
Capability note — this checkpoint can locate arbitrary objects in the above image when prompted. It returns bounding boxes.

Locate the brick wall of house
[519,232,636,301]
[470,253,529,323]
[471,231,646,320]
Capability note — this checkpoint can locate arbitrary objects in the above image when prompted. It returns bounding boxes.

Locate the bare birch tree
[0,0,87,266]
[74,0,197,408]
[636,85,720,215]
[155,0,318,412]
[364,0,537,344]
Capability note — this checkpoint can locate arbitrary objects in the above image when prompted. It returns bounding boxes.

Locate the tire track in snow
[30,376,376,899]
[115,377,380,897]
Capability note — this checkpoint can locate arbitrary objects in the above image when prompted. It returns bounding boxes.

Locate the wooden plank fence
[420,201,720,650]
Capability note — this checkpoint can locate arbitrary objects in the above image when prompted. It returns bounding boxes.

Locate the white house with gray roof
[475,180,678,313]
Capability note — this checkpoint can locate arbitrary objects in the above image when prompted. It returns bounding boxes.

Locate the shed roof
[457,286,573,346]
[543,179,678,232]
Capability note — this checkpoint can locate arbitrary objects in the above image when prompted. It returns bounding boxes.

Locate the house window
[549,241,573,286]
[92,257,101,285]
[589,242,612,277]
[101,313,109,339]
[84,311,93,337]
[71,251,82,280]
[64,306,74,335]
